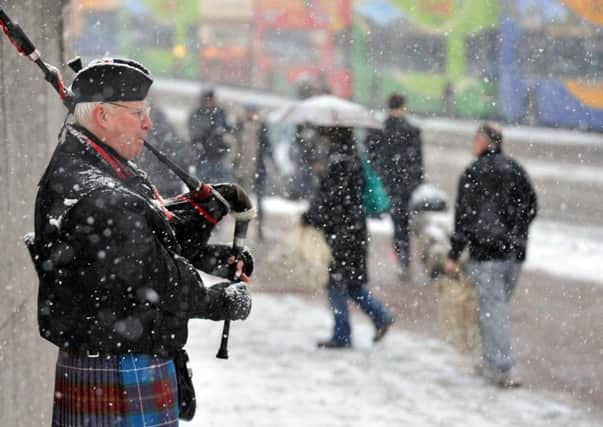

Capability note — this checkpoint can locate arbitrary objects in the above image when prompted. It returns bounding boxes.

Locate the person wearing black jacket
[188,88,233,182]
[367,93,424,278]
[445,122,537,388]
[26,58,253,425]
[303,127,393,348]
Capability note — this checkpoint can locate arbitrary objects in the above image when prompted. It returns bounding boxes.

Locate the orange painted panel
[565,81,603,109]
[562,0,603,25]
[79,0,121,10]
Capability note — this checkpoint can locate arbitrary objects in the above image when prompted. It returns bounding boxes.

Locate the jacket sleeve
[448,167,478,261]
[507,162,538,259]
[510,162,538,228]
[61,188,234,321]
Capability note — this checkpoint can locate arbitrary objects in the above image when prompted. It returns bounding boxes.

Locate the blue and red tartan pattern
[119,354,179,426]
[52,350,179,426]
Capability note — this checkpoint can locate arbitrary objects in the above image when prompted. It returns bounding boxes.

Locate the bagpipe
[0,8,254,360]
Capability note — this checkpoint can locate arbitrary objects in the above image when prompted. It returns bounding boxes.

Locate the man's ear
[92,104,109,129]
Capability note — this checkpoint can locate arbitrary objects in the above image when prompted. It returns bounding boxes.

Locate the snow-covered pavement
[183,294,599,427]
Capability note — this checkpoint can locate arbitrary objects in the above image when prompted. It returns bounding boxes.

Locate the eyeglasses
[104,102,151,120]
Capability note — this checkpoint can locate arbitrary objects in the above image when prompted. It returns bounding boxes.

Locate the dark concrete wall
[0,1,67,424]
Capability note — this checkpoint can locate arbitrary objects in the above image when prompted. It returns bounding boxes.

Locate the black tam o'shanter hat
[70,57,153,104]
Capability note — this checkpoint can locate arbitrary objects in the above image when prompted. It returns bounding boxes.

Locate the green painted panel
[390,0,497,33]
[138,49,198,80]
[143,0,199,27]
[454,78,497,117]
[119,0,200,78]
[352,0,500,117]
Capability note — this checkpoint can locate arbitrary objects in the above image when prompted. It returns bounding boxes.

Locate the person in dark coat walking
[188,88,233,182]
[367,93,424,278]
[26,58,253,425]
[303,127,393,348]
[444,122,538,388]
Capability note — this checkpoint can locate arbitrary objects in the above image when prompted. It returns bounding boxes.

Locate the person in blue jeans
[303,126,393,348]
[445,122,537,387]
[466,261,521,376]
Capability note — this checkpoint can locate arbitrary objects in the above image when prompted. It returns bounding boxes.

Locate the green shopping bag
[361,157,391,217]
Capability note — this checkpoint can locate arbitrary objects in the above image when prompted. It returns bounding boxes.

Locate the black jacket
[304,136,368,289]
[188,106,230,162]
[367,115,424,201]
[29,125,237,356]
[448,149,538,262]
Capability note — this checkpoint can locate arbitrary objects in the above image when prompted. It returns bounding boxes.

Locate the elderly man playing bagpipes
[32,56,257,425]
[30,57,256,425]
[1,10,256,426]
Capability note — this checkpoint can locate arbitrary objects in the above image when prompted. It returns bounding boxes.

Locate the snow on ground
[528,221,603,284]
[414,116,603,147]
[260,197,603,285]
[428,146,603,185]
[183,294,598,427]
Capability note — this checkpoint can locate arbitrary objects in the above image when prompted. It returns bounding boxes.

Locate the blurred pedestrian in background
[233,104,279,240]
[287,124,324,200]
[135,99,192,197]
[286,76,333,200]
[367,93,424,280]
[188,87,233,182]
[444,122,538,388]
[303,127,393,348]
[233,105,266,192]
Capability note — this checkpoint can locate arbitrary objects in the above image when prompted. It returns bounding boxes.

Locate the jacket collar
[71,124,130,164]
[69,124,136,181]
[65,125,165,213]
[477,147,503,159]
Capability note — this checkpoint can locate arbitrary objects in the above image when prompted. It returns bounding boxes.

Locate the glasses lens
[133,105,150,120]
[107,102,150,120]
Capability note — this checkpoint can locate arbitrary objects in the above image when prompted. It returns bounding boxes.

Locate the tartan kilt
[52,350,179,426]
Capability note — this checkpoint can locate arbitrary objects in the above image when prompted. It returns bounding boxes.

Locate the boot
[373,316,395,343]
[474,364,522,389]
[317,339,352,349]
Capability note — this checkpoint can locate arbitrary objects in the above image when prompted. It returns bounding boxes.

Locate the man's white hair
[73,102,101,127]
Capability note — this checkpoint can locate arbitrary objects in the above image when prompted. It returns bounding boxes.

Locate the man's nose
[142,114,153,130]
